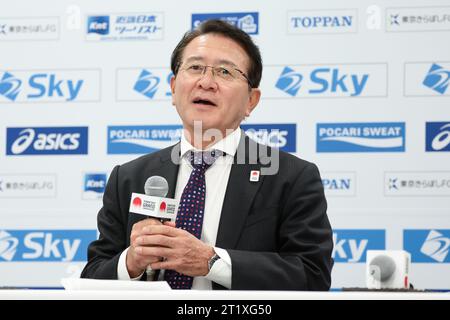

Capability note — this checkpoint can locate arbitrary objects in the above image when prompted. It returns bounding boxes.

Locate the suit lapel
[215,134,266,249]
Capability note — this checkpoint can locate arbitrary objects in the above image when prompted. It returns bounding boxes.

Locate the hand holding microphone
[126,176,179,280]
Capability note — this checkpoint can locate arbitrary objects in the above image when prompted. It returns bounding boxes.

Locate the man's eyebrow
[183,56,239,68]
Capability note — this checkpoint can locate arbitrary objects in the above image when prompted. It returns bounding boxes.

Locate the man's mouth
[192,98,217,107]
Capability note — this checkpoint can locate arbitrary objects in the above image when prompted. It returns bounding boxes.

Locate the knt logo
[83,173,107,200]
[0,230,97,262]
[6,127,88,155]
[87,16,110,35]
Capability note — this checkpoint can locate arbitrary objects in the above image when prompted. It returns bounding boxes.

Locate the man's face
[170,33,260,137]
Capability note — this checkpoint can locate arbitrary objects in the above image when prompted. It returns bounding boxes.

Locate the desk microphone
[366,250,411,289]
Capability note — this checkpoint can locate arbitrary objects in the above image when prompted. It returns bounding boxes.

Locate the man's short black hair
[171,19,263,88]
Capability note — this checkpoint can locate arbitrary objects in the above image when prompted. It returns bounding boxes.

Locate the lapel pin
[250,170,260,182]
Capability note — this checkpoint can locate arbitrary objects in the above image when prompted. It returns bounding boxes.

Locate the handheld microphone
[366,250,411,289]
[129,176,178,221]
[129,176,178,281]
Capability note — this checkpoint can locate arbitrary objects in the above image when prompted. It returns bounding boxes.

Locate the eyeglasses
[179,63,253,88]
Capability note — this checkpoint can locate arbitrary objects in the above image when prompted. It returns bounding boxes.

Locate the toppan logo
[275,65,369,97]
[288,9,357,34]
[423,63,450,94]
[317,122,405,152]
[426,122,450,152]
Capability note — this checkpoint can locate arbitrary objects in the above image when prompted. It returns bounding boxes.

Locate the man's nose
[197,67,218,90]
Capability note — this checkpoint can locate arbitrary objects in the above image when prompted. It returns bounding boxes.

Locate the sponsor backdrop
[1,0,449,290]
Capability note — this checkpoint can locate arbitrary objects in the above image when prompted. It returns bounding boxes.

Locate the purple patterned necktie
[164,150,220,289]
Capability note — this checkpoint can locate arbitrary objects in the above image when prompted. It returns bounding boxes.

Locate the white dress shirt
[117,128,242,289]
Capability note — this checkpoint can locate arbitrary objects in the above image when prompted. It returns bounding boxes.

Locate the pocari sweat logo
[87,16,110,35]
[83,173,107,200]
[241,124,296,152]
[423,63,450,94]
[404,230,450,263]
[108,125,182,154]
[192,12,258,34]
[0,230,97,262]
[269,64,387,98]
[317,122,405,152]
[333,229,385,263]
[6,127,88,156]
[0,69,100,103]
[426,122,450,152]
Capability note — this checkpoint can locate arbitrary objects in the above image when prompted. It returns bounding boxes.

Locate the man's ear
[170,75,176,106]
[245,88,261,117]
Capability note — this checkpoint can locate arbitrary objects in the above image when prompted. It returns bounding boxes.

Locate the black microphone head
[369,255,396,282]
[144,176,169,197]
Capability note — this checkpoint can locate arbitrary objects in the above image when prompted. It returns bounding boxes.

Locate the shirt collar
[180,128,242,158]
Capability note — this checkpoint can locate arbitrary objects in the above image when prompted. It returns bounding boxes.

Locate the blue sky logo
[108,125,183,154]
[317,122,405,152]
[275,67,303,97]
[87,16,110,35]
[423,63,450,94]
[333,229,385,263]
[133,69,160,99]
[426,122,450,152]
[241,124,296,153]
[6,127,88,156]
[83,173,107,198]
[192,12,258,34]
[275,65,370,97]
[0,230,97,262]
[0,72,22,101]
[404,230,450,263]
[0,70,99,103]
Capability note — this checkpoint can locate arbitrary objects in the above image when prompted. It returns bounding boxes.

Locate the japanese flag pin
[250,170,260,182]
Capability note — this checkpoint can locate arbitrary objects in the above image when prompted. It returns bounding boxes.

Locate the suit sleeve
[80,165,128,279]
[227,162,333,290]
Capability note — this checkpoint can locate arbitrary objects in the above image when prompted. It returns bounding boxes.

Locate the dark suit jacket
[81,133,333,290]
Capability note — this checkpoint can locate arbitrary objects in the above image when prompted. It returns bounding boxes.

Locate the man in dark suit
[81,19,333,290]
